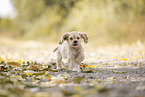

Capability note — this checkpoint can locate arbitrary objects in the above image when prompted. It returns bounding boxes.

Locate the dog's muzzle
[72,41,78,47]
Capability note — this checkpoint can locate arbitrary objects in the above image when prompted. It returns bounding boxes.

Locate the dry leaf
[7,62,19,66]
[23,70,34,75]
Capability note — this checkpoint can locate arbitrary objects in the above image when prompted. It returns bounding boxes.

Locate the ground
[0,38,145,97]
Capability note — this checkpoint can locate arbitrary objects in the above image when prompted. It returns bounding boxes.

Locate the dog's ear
[58,32,70,44]
[79,32,88,43]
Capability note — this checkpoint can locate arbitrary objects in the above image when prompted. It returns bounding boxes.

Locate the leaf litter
[0,40,145,97]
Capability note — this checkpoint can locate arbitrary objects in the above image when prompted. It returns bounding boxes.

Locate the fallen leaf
[17,59,22,64]
[134,64,140,66]
[112,81,116,83]
[86,65,95,68]
[65,67,69,69]
[7,61,19,66]
[46,77,51,80]
[102,63,109,65]
[23,70,34,75]
[121,58,128,61]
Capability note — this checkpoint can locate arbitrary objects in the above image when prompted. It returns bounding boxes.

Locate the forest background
[0,0,145,45]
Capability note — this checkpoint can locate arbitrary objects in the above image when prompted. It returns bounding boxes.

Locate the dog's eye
[77,37,80,39]
[70,37,73,40]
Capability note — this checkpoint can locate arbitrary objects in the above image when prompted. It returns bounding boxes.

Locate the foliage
[0,0,145,43]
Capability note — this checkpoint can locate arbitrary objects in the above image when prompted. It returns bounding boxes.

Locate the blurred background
[0,0,145,45]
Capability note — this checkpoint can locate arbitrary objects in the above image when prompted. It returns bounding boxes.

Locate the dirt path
[0,40,145,97]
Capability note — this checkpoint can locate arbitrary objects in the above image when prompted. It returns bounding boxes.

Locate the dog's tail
[53,47,58,52]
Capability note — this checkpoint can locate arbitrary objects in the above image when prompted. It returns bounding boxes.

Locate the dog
[53,31,88,71]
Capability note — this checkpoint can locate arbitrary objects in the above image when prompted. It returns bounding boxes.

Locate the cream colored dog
[53,31,88,71]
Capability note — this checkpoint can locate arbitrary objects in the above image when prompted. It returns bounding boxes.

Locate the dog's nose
[74,41,77,43]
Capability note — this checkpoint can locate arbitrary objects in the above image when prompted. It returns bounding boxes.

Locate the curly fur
[53,31,88,71]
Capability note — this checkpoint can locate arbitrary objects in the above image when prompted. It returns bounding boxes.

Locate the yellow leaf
[17,59,22,63]
[86,65,100,68]
[96,79,99,81]
[24,72,33,75]
[112,81,116,83]
[65,67,69,69]
[86,65,95,68]
[121,58,128,61]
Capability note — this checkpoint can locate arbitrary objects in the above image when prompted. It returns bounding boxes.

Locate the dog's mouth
[72,43,78,47]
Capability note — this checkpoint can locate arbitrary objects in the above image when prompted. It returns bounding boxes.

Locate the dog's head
[58,31,88,47]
